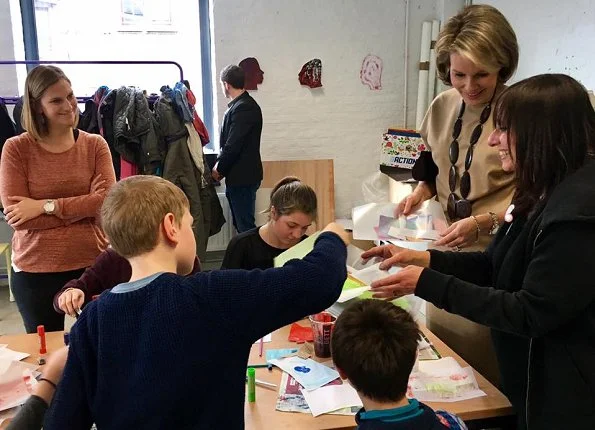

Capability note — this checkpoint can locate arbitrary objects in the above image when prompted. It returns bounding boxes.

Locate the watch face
[44,201,55,213]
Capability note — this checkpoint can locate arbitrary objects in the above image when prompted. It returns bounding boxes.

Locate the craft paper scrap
[274,232,321,267]
[288,323,314,343]
[301,384,363,417]
[269,356,340,391]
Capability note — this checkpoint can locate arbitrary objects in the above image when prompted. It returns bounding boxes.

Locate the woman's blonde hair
[435,4,518,86]
[21,65,79,141]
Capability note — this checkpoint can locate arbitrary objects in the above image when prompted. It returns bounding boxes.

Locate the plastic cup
[308,312,336,358]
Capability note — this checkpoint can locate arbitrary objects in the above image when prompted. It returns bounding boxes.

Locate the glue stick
[247,367,256,402]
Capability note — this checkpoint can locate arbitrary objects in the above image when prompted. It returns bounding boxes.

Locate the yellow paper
[273,232,321,267]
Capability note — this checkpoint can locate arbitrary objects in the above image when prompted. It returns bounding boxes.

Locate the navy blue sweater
[43,232,347,430]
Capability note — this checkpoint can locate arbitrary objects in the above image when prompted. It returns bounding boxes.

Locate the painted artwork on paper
[360,54,383,90]
[239,57,264,90]
[298,59,322,88]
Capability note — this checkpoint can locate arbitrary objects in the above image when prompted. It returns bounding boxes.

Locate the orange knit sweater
[0,131,116,273]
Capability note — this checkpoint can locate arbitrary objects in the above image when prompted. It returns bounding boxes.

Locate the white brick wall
[212,0,451,217]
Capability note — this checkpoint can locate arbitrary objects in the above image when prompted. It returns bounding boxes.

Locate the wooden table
[1,323,513,430]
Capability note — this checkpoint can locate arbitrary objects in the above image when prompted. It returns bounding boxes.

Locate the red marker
[37,325,47,365]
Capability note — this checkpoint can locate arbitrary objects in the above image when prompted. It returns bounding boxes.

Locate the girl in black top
[221,176,317,269]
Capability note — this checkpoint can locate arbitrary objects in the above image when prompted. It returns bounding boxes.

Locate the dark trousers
[11,268,85,333]
[225,182,260,233]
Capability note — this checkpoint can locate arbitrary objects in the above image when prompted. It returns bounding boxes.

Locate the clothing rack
[0,60,185,104]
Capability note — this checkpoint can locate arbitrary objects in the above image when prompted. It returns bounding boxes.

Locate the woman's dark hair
[266,176,317,220]
[494,73,595,215]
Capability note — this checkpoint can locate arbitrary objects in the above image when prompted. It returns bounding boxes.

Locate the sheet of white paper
[417,357,461,377]
[352,203,397,240]
[337,286,371,303]
[350,263,401,286]
[253,333,272,344]
[346,244,381,271]
[0,348,29,363]
[301,384,363,417]
[388,240,429,251]
[388,225,440,241]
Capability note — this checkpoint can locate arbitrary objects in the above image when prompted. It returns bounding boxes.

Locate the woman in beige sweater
[398,5,519,386]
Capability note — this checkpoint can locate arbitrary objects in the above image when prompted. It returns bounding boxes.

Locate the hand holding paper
[361,244,430,270]
[370,265,424,299]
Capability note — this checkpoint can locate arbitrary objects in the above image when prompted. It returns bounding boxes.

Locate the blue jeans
[225,182,260,233]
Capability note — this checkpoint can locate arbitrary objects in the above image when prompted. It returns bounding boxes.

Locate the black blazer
[217,92,263,186]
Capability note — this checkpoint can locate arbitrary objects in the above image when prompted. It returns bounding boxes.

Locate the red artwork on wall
[239,57,264,90]
[298,59,322,88]
[360,54,383,90]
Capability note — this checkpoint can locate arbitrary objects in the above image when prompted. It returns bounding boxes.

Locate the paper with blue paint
[269,356,340,391]
[266,348,298,363]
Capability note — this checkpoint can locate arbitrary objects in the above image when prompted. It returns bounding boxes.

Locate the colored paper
[273,232,321,267]
[266,348,298,363]
[288,323,314,343]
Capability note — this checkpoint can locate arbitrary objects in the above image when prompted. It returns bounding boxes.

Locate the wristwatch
[43,199,56,215]
[488,212,500,235]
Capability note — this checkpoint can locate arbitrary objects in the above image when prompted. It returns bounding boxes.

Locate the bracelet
[38,377,57,390]
[488,212,500,235]
[470,216,481,242]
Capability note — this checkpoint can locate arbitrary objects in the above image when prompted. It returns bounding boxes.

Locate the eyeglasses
[447,101,492,220]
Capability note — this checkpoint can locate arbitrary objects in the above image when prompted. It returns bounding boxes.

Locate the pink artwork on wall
[239,57,264,90]
[298,59,322,88]
[360,54,383,90]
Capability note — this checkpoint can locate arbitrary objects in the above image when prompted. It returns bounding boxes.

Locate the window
[18,0,215,151]
[120,0,174,31]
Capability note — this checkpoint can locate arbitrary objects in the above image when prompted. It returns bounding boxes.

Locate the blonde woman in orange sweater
[0,66,115,333]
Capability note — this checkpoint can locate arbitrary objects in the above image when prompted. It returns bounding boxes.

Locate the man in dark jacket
[213,65,263,233]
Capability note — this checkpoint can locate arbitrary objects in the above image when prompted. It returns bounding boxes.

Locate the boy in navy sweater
[44,175,349,430]
[331,300,467,430]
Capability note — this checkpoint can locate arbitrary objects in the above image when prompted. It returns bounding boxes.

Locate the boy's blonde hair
[22,65,79,141]
[435,4,518,85]
[101,176,189,258]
